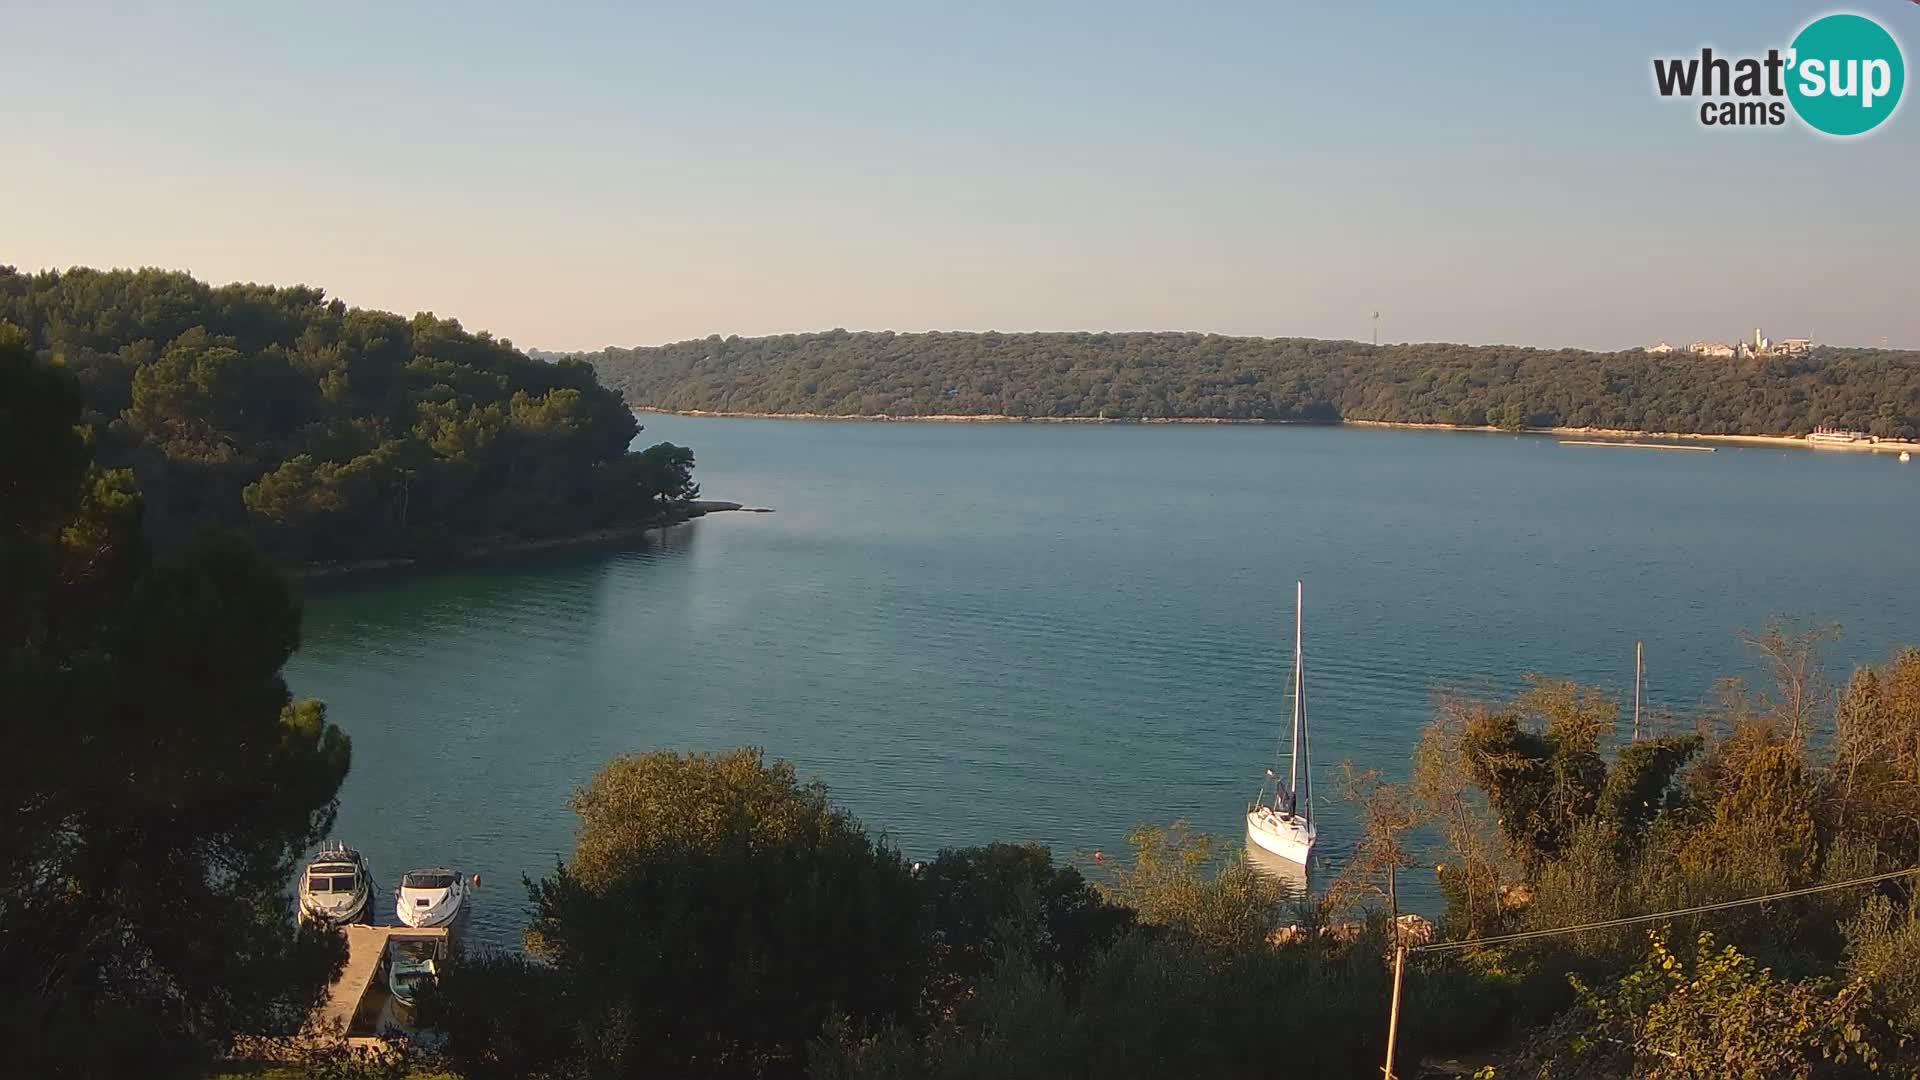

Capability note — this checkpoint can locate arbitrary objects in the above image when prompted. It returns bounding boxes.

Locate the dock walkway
[315,925,450,1038]
[231,924,449,1062]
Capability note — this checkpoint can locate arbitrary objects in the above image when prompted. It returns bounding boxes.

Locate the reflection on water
[1242,836,1311,900]
[298,523,700,605]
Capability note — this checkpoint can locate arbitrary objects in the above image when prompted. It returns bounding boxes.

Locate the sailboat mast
[1289,581,1304,805]
[1299,585,1312,823]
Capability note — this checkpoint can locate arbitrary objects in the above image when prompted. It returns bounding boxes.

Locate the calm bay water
[288,418,1920,945]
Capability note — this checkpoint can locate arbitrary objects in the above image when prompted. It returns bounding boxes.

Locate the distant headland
[545,330,1920,445]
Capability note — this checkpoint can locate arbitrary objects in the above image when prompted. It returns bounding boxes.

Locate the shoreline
[640,407,1271,425]
[635,408,1920,454]
[1346,419,1920,454]
[284,502,749,581]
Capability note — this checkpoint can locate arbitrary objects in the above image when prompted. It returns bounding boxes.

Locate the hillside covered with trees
[571,331,1920,438]
[0,267,696,565]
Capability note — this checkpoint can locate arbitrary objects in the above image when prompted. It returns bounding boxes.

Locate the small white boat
[386,932,445,1009]
[395,867,468,928]
[298,842,372,926]
[1247,581,1317,866]
[1902,451,1912,463]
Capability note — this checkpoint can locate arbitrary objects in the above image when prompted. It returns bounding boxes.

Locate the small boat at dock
[395,867,470,928]
[299,842,372,926]
[386,931,446,1009]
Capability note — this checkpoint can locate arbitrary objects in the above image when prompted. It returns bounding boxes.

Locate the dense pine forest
[568,331,1920,438]
[0,267,695,564]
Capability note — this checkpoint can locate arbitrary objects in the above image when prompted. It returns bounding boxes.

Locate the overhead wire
[1411,867,1920,954]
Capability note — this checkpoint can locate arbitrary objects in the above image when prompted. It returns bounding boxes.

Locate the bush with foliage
[917,841,1134,1016]
[424,745,1408,1080]
[1375,628,1920,1077]
[430,749,923,1079]
[814,826,1398,1080]
[1520,931,1889,1079]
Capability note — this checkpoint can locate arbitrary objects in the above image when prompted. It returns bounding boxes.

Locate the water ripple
[289,420,1920,948]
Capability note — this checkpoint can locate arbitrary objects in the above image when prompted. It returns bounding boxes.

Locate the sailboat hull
[1246,808,1315,866]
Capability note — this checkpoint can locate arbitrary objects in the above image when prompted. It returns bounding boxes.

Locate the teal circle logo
[1787,14,1905,136]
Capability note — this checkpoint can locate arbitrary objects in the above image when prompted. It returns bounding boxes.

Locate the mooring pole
[1633,640,1644,741]
[1383,943,1407,1079]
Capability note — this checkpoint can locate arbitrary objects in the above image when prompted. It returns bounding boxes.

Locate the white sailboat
[1247,581,1316,866]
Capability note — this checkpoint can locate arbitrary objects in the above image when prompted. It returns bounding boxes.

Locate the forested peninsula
[0,267,696,567]
[566,330,1920,439]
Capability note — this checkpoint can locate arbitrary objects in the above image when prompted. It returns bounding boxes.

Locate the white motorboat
[386,932,445,1009]
[395,867,468,928]
[298,842,372,926]
[1247,581,1317,866]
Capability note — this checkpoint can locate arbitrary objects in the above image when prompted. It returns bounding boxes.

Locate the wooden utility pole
[1383,944,1407,1079]
[1632,640,1643,741]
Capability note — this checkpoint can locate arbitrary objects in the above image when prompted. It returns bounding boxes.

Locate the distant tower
[1372,310,1380,347]
[1755,327,1764,350]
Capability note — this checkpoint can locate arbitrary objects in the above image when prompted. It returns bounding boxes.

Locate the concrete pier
[315,925,449,1040]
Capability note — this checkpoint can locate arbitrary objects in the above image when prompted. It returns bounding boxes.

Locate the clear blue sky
[3,1,1915,350]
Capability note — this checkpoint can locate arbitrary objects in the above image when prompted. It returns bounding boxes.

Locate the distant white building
[1646,341,1675,355]
[1810,426,1870,444]
[1673,330,1810,359]
[1748,328,1815,356]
